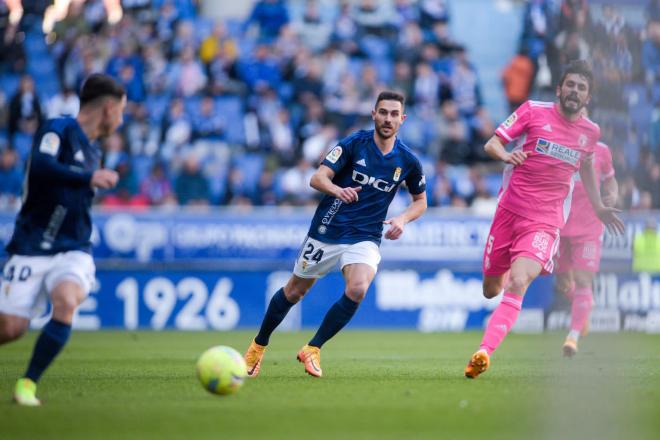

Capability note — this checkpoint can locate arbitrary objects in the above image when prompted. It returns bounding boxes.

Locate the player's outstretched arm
[579,157,625,235]
[484,135,528,166]
[601,175,618,208]
[384,192,427,240]
[310,164,361,204]
[31,150,96,187]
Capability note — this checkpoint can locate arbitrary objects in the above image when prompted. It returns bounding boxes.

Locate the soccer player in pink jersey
[555,139,618,357]
[464,60,625,379]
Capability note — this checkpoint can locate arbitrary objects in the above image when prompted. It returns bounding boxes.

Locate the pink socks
[479,292,523,355]
[569,286,593,335]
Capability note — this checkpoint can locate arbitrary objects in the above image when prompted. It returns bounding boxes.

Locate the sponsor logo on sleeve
[39,132,61,156]
[534,138,580,165]
[502,112,517,129]
[326,146,343,164]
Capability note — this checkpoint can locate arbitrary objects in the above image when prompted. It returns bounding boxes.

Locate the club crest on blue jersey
[393,167,401,182]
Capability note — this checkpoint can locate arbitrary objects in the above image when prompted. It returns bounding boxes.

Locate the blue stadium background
[0,0,658,331]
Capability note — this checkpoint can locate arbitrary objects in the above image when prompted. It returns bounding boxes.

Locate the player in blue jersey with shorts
[0,74,125,405]
[244,91,427,378]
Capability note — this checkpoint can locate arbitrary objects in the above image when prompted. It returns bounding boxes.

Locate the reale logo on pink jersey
[534,139,581,165]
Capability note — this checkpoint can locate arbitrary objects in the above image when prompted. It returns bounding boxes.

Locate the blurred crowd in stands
[0,0,658,212]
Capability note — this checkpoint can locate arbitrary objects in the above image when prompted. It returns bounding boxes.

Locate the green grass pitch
[1,331,658,440]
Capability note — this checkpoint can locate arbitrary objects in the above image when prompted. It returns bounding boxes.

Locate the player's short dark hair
[79,73,126,107]
[375,91,405,110]
[558,60,594,94]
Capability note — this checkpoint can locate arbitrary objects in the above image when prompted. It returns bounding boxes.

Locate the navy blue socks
[309,294,359,348]
[25,319,72,383]
[255,288,296,346]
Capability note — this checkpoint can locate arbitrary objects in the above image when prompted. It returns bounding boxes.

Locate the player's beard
[559,92,584,115]
[375,122,396,140]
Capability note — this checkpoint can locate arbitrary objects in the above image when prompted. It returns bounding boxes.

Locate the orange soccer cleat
[244,339,267,377]
[296,345,322,378]
[562,336,578,358]
[464,349,490,379]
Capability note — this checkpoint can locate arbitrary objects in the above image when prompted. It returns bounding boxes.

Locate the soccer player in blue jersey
[244,91,427,378]
[0,74,125,406]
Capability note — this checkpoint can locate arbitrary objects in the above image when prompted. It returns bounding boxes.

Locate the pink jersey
[495,100,600,229]
[561,142,615,238]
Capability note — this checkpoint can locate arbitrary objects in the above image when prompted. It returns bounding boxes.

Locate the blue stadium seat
[145,94,171,123]
[0,73,21,97]
[360,35,391,60]
[12,133,33,161]
[398,110,426,152]
[215,96,245,145]
[232,153,264,194]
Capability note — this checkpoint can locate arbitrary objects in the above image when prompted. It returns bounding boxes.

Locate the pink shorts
[554,235,602,273]
[483,207,560,276]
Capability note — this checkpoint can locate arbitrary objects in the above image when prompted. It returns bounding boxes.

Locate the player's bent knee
[51,292,82,317]
[345,282,369,303]
[508,275,530,294]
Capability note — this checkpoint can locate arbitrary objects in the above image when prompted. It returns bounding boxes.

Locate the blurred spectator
[238,44,281,93]
[280,158,316,205]
[353,0,395,36]
[140,162,175,206]
[268,108,296,165]
[392,61,414,101]
[419,0,449,29]
[0,21,26,73]
[200,21,238,66]
[559,0,590,33]
[46,87,80,118]
[8,74,42,144]
[125,104,160,156]
[101,159,148,209]
[245,0,289,42]
[435,100,470,164]
[192,96,224,141]
[413,62,439,110]
[643,19,660,90]
[501,51,535,113]
[175,154,210,206]
[293,1,332,53]
[169,46,207,97]
[224,166,253,206]
[444,47,483,118]
[161,98,192,160]
[302,124,337,164]
[0,148,22,209]
[253,170,278,205]
[332,1,361,57]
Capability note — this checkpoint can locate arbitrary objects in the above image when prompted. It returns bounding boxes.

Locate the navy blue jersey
[308,130,426,245]
[6,117,101,256]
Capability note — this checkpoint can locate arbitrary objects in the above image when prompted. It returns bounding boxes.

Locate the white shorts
[293,237,381,279]
[0,251,95,319]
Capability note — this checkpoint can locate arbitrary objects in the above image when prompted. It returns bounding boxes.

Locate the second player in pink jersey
[464,60,625,379]
[555,140,618,357]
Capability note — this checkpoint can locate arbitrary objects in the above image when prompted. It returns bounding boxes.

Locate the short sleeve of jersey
[599,143,615,180]
[321,135,354,173]
[495,100,531,143]
[404,156,426,195]
[36,130,62,158]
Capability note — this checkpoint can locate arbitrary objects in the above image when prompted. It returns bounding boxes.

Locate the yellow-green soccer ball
[196,345,247,395]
